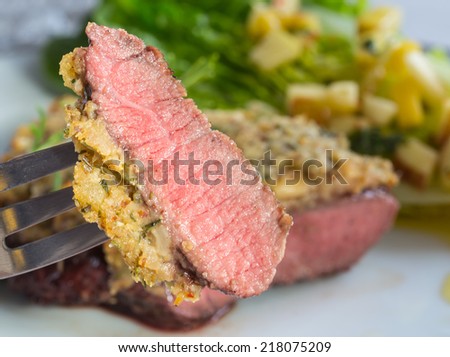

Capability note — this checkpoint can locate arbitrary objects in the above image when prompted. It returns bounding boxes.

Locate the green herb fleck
[100,179,110,193]
[143,219,161,233]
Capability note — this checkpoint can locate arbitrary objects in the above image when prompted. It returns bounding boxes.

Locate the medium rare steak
[274,189,399,284]
[4,97,400,332]
[61,23,291,301]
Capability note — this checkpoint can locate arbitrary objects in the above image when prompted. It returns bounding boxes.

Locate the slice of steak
[63,23,291,298]
[274,189,400,284]
[8,248,236,331]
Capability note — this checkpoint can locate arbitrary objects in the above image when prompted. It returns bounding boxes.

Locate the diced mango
[385,41,421,74]
[390,77,424,128]
[250,30,302,70]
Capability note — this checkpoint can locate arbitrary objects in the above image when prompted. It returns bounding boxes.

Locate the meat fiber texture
[70,23,291,297]
[274,189,400,284]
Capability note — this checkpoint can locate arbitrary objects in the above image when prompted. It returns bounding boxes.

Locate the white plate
[1,55,450,337]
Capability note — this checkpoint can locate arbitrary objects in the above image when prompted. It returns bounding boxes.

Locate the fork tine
[0,186,75,236]
[0,223,108,279]
[0,142,77,193]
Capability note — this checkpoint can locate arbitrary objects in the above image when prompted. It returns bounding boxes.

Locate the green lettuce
[42,0,362,110]
[304,0,368,16]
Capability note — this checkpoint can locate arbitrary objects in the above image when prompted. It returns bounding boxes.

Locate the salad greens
[28,107,66,190]
[30,107,65,151]
[304,0,368,16]
[42,0,365,110]
[30,108,48,151]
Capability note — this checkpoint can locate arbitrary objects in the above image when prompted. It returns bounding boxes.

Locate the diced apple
[286,83,329,121]
[394,138,438,189]
[363,94,398,126]
[287,83,327,105]
[250,29,302,71]
[326,81,359,114]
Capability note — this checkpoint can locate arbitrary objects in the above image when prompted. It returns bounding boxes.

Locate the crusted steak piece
[60,23,291,301]
[4,95,400,331]
[8,247,236,331]
[273,190,399,284]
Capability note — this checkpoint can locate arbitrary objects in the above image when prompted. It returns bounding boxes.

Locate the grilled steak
[61,23,291,300]
[273,189,399,284]
[4,21,402,330]
[4,98,400,331]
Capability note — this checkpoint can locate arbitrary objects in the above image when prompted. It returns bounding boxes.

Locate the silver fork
[0,142,107,279]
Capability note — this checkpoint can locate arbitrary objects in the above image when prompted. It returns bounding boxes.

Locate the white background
[372,0,450,46]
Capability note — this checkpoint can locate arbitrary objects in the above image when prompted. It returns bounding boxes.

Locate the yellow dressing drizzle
[441,274,450,304]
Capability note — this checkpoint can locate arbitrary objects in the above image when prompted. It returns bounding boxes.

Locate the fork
[0,142,107,279]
